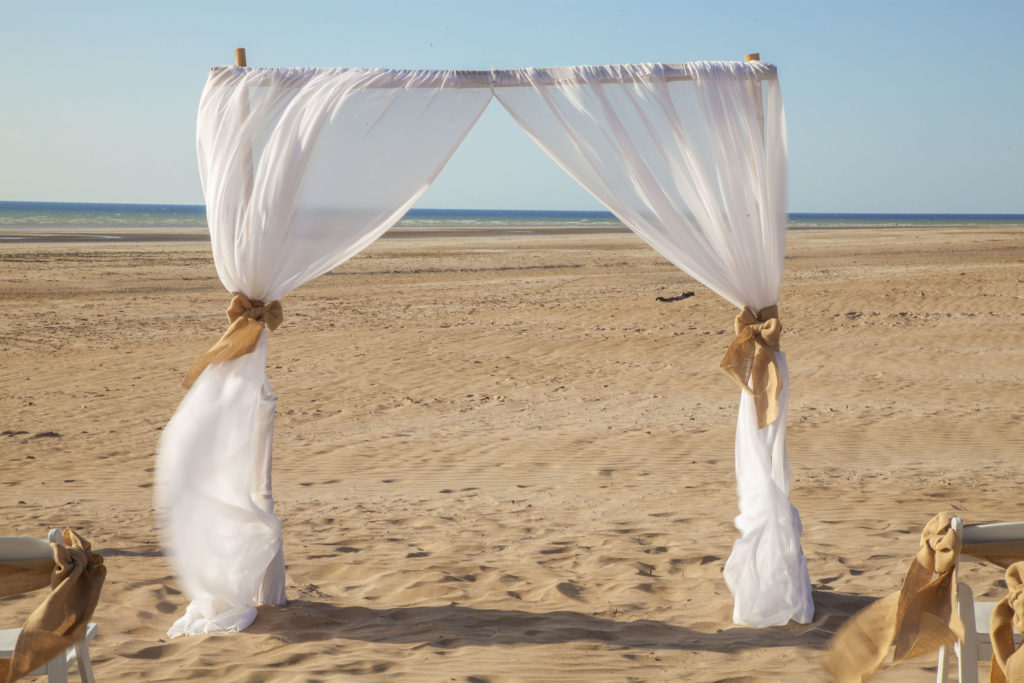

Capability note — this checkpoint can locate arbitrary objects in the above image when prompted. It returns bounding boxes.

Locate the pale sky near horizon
[1,1,1022,213]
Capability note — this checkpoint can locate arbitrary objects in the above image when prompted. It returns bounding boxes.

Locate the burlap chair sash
[0,529,105,683]
[825,513,1024,682]
[990,562,1024,683]
[0,559,53,599]
[183,293,283,389]
[964,542,1024,571]
[824,512,964,682]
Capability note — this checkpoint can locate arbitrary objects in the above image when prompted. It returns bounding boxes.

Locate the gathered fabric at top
[182,294,283,389]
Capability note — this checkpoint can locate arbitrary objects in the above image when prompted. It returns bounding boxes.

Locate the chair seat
[0,622,96,677]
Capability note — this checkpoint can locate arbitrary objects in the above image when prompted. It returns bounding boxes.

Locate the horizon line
[1,200,1024,217]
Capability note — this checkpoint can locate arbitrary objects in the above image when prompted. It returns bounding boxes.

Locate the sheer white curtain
[494,62,812,626]
[156,66,492,636]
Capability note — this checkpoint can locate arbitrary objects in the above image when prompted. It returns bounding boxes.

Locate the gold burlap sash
[824,512,964,682]
[0,529,106,683]
[720,305,782,429]
[990,562,1024,683]
[183,293,283,388]
[825,513,1024,682]
[0,557,52,599]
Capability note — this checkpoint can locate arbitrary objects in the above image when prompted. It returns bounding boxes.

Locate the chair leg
[956,581,980,683]
[74,640,95,683]
[45,654,68,683]
[936,643,950,683]
[958,640,979,683]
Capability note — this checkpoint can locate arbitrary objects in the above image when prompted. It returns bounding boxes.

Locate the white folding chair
[937,517,1024,683]
[0,529,97,683]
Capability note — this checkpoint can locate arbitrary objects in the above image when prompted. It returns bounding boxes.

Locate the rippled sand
[1,226,1022,681]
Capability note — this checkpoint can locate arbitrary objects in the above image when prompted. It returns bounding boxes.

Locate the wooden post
[236,48,254,221]
[745,52,760,63]
[742,51,765,122]
[233,45,283,603]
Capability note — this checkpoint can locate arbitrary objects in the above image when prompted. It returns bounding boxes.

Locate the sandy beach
[2,225,1023,681]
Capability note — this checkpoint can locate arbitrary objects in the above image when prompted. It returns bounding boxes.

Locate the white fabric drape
[156,66,491,636]
[494,61,812,626]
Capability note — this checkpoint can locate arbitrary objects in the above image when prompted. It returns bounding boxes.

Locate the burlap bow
[720,305,782,429]
[183,293,283,388]
[824,512,965,682]
[990,562,1024,683]
[0,529,106,683]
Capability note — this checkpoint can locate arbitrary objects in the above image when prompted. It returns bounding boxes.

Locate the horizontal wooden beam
[213,60,777,89]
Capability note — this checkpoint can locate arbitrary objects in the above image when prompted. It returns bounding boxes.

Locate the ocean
[0,201,1022,240]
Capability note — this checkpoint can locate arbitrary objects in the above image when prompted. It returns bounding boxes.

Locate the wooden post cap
[744,53,760,62]
[235,48,247,67]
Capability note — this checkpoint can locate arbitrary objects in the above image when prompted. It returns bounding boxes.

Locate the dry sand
[1,225,1022,681]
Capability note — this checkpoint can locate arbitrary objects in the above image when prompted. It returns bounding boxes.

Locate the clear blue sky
[2,1,1022,213]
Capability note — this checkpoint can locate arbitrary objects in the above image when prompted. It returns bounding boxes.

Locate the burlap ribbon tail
[990,561,1024,683]
[183,293,283,388]
[720,304,782,429]
[0,529,106,683]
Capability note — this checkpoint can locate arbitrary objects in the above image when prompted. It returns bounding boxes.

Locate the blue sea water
[0,201,1022,231]
[786,213,1024,229]
[0,201,208,228]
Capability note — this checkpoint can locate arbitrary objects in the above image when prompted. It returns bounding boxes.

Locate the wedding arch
[155,51,813,637]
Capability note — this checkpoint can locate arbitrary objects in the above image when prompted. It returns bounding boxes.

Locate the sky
[1,1,1022,213]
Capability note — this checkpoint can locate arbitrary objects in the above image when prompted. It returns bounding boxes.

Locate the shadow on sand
[242,589,876,652]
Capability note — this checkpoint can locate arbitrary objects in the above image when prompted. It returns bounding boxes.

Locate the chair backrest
[0,529,60,562]
[962,521,1024,545]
